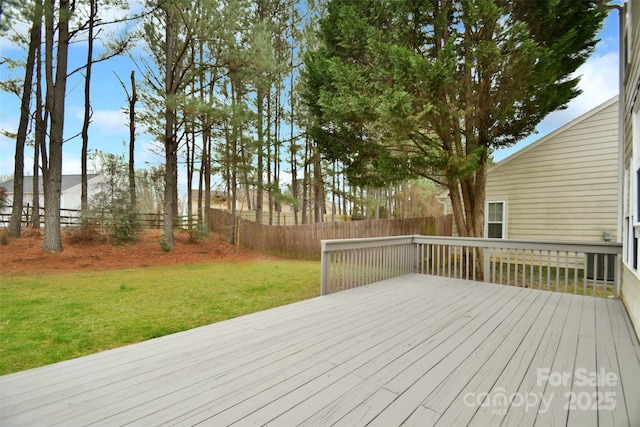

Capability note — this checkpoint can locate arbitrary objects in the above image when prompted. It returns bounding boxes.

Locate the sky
[0,4,624,188]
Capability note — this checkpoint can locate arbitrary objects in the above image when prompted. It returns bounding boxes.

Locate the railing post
[413,236,419,274]
[615,254,621,298]
[320,241,330,296]
[483,247,490,283]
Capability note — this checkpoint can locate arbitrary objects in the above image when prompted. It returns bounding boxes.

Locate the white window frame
[485,200,507,239]
[626,104,640,274]
[624,168,632,265]
[633,108,640,228]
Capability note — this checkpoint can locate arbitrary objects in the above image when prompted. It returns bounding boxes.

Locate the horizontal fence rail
[321,235,623,298]
[0,206,194,229]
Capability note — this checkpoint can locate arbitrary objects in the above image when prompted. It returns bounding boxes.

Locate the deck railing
[320,235,623,298]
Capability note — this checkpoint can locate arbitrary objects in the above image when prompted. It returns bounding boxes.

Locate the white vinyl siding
[621,0,640,341]
[485,98,619,243]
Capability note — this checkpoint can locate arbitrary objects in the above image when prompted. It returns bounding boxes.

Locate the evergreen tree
[304,0,605,238]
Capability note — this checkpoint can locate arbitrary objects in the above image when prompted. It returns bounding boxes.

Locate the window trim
[485,200,507,239]
[633,108,640,227]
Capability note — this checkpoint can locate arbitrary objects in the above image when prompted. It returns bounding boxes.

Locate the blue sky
[0,5,623,184]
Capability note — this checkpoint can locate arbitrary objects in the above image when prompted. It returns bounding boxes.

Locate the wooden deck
[1,274,639,426]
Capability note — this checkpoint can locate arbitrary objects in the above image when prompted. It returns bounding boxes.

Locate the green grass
[0,260,320,375]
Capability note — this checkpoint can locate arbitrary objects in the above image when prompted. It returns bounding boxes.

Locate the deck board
[1,274,639,427]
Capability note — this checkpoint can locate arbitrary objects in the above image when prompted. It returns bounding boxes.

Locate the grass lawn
[0,260,320,375]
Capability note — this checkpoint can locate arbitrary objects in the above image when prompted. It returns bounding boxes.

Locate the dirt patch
[0,227,268,275]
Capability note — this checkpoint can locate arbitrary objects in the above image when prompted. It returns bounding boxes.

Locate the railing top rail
[321,235,416,252]
[413,235,622,254]
[321,235,622,255]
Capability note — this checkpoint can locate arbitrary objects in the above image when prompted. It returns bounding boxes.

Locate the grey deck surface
[1,274,639,426]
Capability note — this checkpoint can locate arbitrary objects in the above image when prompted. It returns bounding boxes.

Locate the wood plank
[594,298,629,427]
[607,299,640,426]
[294,283,510,426]
[427,291,560,426]
[368,287,538,426]
[566,297,597,427]
[527,295,584,426]
[401,405,441,427]
[474,293,573,427]
[328,389,398,427]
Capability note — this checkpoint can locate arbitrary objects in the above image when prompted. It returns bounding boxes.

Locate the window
[486,201,506,239]
[625,107,640,273]
[635,109,640,227]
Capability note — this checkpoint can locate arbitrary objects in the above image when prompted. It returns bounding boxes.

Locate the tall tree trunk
[301,135,310,224]
[313,152,322,223]
[185,123,193,229]
[81,0,96,228]
[43,0,71,253]
[128,70,137,210]
[290,48,298,225]
[256,86,264,224]
[163,4,178,247]
[266,93,273,225]
[32,33,44,229]
[9,0,41,237]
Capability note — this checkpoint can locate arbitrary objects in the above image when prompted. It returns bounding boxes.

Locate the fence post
[320,240,330,295]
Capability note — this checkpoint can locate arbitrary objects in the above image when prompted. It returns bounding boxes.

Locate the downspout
[599,1,625,297]
[597,0,624,240]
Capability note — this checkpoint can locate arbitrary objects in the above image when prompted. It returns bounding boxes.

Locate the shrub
[158,233,171,252]
[65,225,100,244]
[188,222,209,243]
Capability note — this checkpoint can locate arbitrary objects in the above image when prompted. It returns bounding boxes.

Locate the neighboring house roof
[0,174,101,193]
[489,95,619,171]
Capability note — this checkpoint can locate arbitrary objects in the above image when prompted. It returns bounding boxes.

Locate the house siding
[621,0,640,340]
[486,98,619,243]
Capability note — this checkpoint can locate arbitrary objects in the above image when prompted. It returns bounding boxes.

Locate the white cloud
[536,51,619,134]
[91,109,129,134]
[494,50,620,162]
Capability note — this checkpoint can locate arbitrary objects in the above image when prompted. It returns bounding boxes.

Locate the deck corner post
[321,240,330,295]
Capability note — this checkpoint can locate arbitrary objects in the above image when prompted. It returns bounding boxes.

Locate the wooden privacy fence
[208,208,452,259]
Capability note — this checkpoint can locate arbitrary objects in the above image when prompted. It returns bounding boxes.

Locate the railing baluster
[573,252,578,295]
[523,249,528,287]
[583,253,588,296]
[530,250,534,289]
[507,249,511,286]
[564,251,569,294]
[593,253,599,297]
[546,251,551,292]
[555,251,560,293]
[538,250,542,291]
[604,254,609,298]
